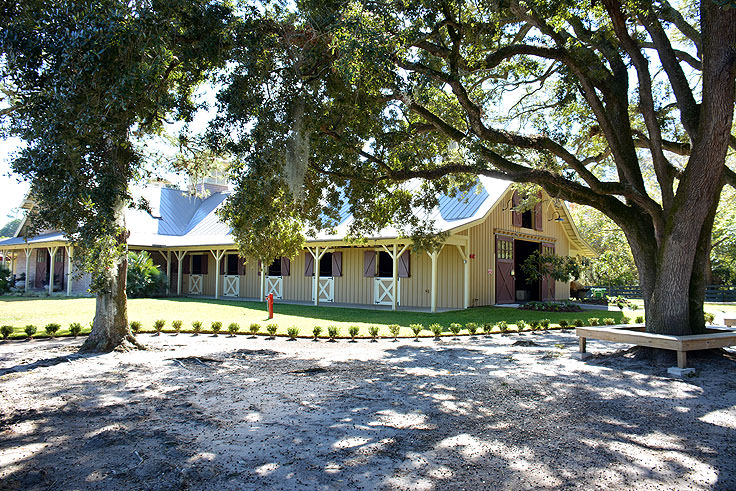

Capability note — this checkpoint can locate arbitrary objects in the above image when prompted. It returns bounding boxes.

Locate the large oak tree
[212,0,736,336]
[1,0,233,351]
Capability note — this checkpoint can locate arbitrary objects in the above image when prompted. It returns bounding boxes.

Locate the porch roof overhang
[0,232,67,250]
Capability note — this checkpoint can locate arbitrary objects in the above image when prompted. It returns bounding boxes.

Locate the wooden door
[53,248,65,290]
[495,235,515,304]
[35,249,48,288]
[540,242,555,300]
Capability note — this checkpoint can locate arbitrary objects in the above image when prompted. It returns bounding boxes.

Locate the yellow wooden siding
[467,189,575,305]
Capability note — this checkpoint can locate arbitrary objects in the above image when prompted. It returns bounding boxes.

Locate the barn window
[319,252,333,277]
[226,254,239,275]
[268,258,281,276]
[521,209,533,229]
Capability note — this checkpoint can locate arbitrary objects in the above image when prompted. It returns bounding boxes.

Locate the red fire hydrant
[267,293,274,319]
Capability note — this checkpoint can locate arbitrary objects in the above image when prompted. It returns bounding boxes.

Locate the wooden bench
[576,325,736,369]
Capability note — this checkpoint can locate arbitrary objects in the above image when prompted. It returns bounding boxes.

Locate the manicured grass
[0,296,624,339]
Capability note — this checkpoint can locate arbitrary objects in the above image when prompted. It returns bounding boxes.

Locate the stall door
[35,249,48,288]
[540,242,556,300]
[495,235,514,304]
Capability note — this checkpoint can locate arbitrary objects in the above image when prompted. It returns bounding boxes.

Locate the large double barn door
[540,242,556,300]
[495,235,515,304]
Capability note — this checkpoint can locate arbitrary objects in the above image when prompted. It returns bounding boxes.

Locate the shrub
[466,322,479,335]
[172,320,183,333]
[635,315,644,324]
[483,322,493,335]
[25,324,37,338]
[1,325,13,340]
[704,312,715,325]
[449,323,462,336]
[388,324,400,340]
[130,321,142,333]
[126,250,166,298]
[44,323,61,337]
[409,323,423,339]
[69,322,82,337]
[348,325,360,340]
[620,316,631,324]
[312,325,323,340]
[287,327,300,340]
[266,324,278,337]
[211,321,222,335]
[588,318,599,326]
[249,323,261,336]
[228,322,240,335]
[154,319,166,334]
[0,265,12,295]
[327,325,339,340]
[430,323,443,338]
[573,319,584,327]
[540,319,550,329]
[516,321,526,333]
[558,320,569,328]
[368,326,380,340]
[529,320,540,331]
[192,321,202,335]
[497,321,509,333]
[603,318,615,325]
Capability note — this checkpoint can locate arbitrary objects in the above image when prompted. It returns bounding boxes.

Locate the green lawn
[0,296,625,339]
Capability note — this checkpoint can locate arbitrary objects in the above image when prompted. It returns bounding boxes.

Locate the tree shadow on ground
[1,334,734,490]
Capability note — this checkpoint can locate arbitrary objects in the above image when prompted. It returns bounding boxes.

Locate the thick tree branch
[639,7,700,140]
[604,0,674,214]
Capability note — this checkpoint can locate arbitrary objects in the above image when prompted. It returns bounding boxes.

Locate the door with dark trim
[35,249,48,288]
[495,235,514,304]
[540,242,555,300]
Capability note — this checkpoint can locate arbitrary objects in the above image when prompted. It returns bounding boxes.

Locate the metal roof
[0,178,595,256]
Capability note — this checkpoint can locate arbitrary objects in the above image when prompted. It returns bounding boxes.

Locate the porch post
[48,246,58,295]
[259,258,265,302]
[65,245,73,296]
[165,251,171,296]
[24,248,31,294]
[391,243,398,311]
[174,250,185,296]
[211,249,226,299]
[428,250,439,313]
[313,246,320,306]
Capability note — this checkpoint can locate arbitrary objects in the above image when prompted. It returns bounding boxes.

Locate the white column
[259,258,265,301]
[211,249,226,299]
[313,246,320,306]
[48,246,58,295]
[174,250,185,296]
[24,248,31,294]
[165,251,171,296]
[391,243,398,311]
[65,246,73,296]
[428,249,439,313]
[10,251,15,275]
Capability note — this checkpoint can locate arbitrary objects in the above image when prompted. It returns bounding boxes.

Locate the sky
[0,137,28,224]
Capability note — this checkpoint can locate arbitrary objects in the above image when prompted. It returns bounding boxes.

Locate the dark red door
[35,249,48,288]
[53,248,65,291]
[540,242,555,300]
[495,235,515,304]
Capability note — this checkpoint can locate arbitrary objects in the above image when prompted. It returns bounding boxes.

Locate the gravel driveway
[1,331,734,490]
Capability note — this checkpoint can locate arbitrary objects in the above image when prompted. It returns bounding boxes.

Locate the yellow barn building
[0,177,594,311]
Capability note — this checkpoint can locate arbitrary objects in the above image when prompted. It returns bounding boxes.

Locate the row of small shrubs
[0,322,80,340]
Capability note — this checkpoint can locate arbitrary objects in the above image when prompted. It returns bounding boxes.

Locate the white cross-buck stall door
[312,277,334,302]
[223,275,240,297]
[266,276,283,299]
[374,278,400,305]
[189,274,203,295]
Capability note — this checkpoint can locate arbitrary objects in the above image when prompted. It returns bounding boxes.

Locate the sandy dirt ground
[1,330,735,491]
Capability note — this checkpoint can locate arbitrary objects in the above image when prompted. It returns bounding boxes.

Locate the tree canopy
[210,0,736,335]
[1,0,234,350]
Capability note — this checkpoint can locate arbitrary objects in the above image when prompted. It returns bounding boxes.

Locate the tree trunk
[80,199,143,353]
